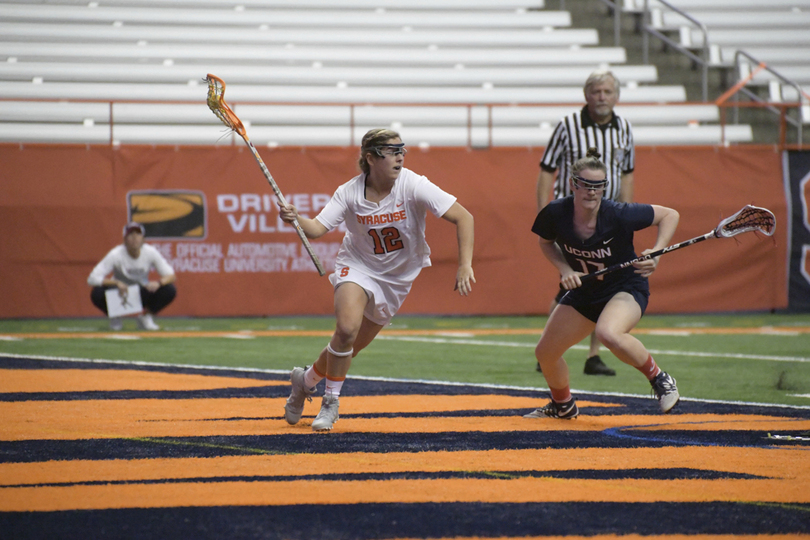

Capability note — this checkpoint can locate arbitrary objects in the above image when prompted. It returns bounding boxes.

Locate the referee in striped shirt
[535,70,635,377]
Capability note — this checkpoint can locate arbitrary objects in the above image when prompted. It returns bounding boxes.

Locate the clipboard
[105,285,143,318]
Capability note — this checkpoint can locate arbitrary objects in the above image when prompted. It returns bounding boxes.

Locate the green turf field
[1,313,809,407]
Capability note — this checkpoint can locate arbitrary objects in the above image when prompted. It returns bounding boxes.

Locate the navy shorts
[554,284,566,304]
[558,283,649,323]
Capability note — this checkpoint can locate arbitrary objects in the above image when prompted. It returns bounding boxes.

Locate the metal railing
[641,0,709,102]
[716,101,803,149]
[2,97,795,148]
[560,0,709,99]
[725,50,807,147]
[593,0,624,47]
[558,0,809,148]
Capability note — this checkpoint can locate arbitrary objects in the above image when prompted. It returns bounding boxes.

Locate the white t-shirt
[315,167,456,284]
[87,244,175,287]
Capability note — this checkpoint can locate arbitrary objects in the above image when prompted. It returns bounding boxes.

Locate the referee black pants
[90,284,177,315]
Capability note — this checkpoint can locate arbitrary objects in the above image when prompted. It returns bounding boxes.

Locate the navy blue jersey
[532,197,655,303]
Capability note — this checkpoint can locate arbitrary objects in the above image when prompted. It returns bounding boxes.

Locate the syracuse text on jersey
[356,210,407,226]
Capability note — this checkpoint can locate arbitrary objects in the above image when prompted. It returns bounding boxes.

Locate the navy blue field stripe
[5,468,766,489]
[4,356,810,417]
[2,502,809,539]
[2,387,810,420]
[3,388,808,419]
[0,388,291,401]
[2,430,805,464]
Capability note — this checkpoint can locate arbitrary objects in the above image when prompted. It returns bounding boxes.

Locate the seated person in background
[87,222,176,331]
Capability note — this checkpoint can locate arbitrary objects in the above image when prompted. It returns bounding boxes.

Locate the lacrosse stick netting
[206,74,326,276]
[714,204,775,238]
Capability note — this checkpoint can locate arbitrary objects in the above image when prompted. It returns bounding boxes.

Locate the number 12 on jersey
[369,227,404,255]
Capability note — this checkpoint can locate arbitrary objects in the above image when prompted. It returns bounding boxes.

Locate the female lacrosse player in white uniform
[279,128,475,431]
[525,147,680,419]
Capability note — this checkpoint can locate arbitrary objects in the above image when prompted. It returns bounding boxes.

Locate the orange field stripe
[394,537,809,540]
[1,474,808,512]
[2,447,804,487]
[2,326,810,339]
[0,369,286,393]
[4,395,809,440]
[394,536,809,540]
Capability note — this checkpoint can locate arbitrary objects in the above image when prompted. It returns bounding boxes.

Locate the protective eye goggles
[373,144,407,157]
[572,175,608,191]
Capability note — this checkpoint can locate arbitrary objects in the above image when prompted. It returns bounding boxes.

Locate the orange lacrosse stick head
[206,73,246,137]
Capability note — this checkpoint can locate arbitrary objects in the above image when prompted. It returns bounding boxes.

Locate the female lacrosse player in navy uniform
[278,128,475,431]
[525,147,680,419]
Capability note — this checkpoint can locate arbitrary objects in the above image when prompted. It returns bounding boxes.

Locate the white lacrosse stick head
[715,205,776,238]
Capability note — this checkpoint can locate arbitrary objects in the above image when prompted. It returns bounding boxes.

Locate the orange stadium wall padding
[0,143,787,318]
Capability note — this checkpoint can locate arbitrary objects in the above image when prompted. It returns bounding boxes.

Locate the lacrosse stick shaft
[243,137,326,276]
[205,73,325,276]
[579,204,774,282]
[580,231,715,282]
[574,204,774,283]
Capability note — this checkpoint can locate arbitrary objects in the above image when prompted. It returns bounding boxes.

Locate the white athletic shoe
[109,317,123,331]
[284,367,316,425]
[311,395,340,431]
[137,313,160,331]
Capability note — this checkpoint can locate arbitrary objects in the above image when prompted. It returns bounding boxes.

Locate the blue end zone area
[2,503,810,539]
[1,354,809,539]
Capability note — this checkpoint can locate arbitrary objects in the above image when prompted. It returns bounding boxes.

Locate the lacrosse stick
[581,205,775,282]
[205,74,326,276]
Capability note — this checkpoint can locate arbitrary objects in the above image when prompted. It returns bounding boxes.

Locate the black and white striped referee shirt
[540,105,635,202]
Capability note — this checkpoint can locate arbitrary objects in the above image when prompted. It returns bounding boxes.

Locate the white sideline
[375,335,810,364]
[1,352,808,410]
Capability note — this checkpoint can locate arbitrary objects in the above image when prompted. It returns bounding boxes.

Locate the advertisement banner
[784,150,810,311]
[0,144,788,318]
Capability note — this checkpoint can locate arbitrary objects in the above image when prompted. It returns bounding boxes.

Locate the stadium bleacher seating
[630,0,810,8]
[636,0,810,118]
[4,0,551,10]
[0,0,755,146]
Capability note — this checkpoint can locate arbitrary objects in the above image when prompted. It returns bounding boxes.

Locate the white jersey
[316,167,456,284]
[87,244,175,287]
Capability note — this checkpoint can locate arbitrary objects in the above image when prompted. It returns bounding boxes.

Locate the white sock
[325,377,344,398]
[303,366,323,389]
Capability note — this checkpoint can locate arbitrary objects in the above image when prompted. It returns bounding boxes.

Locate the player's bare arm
[102,278,129,296]
[618,171,634,203]
[441,202,476,296]
[633,205,680,276]
[536,169,556,211]
[147,273,176,293]
[539,238,581,290]
[278,203,329,239]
